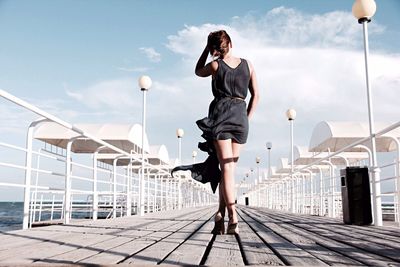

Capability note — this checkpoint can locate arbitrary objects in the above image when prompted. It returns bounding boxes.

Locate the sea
[0,201,130,232]
[0,201,94,232]
[0,202,24,232]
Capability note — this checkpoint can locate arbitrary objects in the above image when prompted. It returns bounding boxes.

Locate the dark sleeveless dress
[197,58,250,144]
[172,58,251,193]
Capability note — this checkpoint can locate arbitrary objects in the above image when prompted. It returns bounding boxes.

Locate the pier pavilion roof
[293,145,368,165]
[309,121,400,153]
[275,157,330,176]
[33,121,149,154]
[96,144,170,166]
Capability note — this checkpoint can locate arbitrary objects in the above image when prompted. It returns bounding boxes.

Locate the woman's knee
[220,161,234,174]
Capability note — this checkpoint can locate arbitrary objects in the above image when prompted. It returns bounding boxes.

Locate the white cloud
[139,47,161,62]
[115,66,149,73]
[162,7,399,170]
[59,7,399,174]
[66,79,141,112]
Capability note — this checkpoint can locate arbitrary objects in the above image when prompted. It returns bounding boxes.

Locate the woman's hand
[195,44,217,77]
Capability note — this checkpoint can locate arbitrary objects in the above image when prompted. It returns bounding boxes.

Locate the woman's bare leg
[214,139,242,225]
[217,182,226,217]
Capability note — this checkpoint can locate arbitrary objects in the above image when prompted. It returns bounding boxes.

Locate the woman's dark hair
[207,30,231,58]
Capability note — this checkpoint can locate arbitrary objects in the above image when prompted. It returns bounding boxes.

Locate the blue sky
[0,0,400,200]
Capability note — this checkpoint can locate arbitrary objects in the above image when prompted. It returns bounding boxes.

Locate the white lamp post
[256,156,261,206]
[286,108,296,213]
[192,150,197,164]
[176,128,184,210]
[138,75,152,216]
[256,157,261,183]
[176,128,184,164]
[352,0,382,226]
[266,142,272,179]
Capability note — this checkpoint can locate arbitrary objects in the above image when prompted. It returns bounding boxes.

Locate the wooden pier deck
[0,206,399,266]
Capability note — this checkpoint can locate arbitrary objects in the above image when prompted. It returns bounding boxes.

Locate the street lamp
[352,0,382,226]
[256,157,261,182]
[138,75,152,216]
[256,157,261,206]
[286,108,296,213]
[176,128,184,210]
[192,150,197,164]
[176,128,184,164]
[266,142,272,179]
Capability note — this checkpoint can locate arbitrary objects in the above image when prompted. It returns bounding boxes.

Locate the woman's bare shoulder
[243,58,254,75]
[210,60,219,72]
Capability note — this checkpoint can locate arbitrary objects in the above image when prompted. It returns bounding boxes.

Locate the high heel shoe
[211,215,225,235]
[226,222,239,235]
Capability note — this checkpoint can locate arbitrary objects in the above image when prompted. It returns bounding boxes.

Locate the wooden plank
[78,207,214,265]
[31,236,133,264]
[252,208,400,263]
[248,207,400,267]
[253,209,398,267]
[0,230,69,252]
[267,209,400,247]
[1,232,113,264]
[236,210,284,266]
[122,208,214,265]
[205,234,244,266]
[260,207,400,239]
[239,209,326,266]
[161,219,214,265]
[33,210,193,265]
[309,222,400,262]
[77,239,156,265]
[47,220,181,265]
[242,208,364,266]
[296,222,399,266]
[0,207,215,265]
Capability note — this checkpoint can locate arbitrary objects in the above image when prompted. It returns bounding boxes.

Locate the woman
[195,30,259,234]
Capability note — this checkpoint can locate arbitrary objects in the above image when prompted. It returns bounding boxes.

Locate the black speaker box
[340,167,372,225]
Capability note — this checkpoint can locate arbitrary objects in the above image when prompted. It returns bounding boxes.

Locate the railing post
[23,119,48,229]
[51,195,55,220]
[126,159,132,216]
[64,138,78,224]
[93,147,104,220]
[318,167,324,216]
[153,174,157,212]
[387,138,400,224]
[112,158,121,219]
[160,177,164,211]
[146,168,150,213]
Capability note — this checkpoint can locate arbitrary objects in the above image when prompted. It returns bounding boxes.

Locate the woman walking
[195,30,259,234]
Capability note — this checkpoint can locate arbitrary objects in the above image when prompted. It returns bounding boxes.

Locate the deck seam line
[199,234,216,266]
[261,213,367,266]
[234,233,249,266]
[258,208,400,262]
[248,208,366,266]
[158,212,215,265]
[251,208,399,265]
[237,208,289,266]
[116,208,214,264]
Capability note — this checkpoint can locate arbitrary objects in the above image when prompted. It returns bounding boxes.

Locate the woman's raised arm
[195,46,217,77]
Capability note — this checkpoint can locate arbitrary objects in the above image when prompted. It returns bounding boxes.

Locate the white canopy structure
[309,121,400,152]
[33,121,149,154]
[275,158,291,174]
[293,145,368,165]
[276,156,331,176]
[268,166,289,180]
[97,145,170,167]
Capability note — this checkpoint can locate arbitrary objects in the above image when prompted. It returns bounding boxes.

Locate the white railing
[0,89,217,230]
[240,121,400,228]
